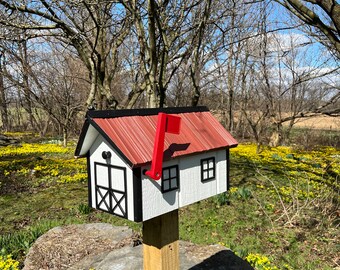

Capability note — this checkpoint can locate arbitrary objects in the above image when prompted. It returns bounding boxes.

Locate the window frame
[201,157,216,182]
[161,165,179,193]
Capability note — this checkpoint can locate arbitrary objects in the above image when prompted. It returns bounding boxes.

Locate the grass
[0,135,339,269]
[0,183,87,234]
[289,127,340,149]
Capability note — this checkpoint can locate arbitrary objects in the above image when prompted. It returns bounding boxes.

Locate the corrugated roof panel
[91,110,237,167]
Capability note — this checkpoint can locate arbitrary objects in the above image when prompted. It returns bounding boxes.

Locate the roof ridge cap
[86,106,209,119]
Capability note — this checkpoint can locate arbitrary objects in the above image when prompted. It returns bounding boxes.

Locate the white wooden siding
[179,151,217,207]
[141,159,179,221]
[141,149,228,221]
[216,149,228,193]
[89,136,135,221]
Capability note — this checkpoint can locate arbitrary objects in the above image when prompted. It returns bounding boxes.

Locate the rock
[70,246,143,270]
[24,223,254,270]
[0,134,20,146]
[72,241,254,270]
[23,223,133,270]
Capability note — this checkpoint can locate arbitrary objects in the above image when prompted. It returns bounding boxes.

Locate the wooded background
[0,0,339,147]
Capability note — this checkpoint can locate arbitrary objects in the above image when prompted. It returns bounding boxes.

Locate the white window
[162,165,179,193]
[201,157,215,182]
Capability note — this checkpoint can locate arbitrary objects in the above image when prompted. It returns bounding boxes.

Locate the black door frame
[94,162,127,218]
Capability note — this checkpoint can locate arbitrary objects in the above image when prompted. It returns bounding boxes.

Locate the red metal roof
[75,107,238,167]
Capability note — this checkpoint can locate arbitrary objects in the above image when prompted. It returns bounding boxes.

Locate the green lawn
[0,138,339,269]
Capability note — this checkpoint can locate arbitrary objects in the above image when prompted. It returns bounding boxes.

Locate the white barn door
[94,162,127,218]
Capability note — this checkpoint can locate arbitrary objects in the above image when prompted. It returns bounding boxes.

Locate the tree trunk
[63,126,68,147]
[190,61,201,107]
[269,123,283,147]
[41,116,51,137]
[20,39,37,131]
[0,54,9,132]
[226,3,237,132]
[124,87,144,109]
[146,83,159,109]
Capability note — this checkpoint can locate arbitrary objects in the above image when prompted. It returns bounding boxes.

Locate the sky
[267,1,339,67]
[264,1,339,87]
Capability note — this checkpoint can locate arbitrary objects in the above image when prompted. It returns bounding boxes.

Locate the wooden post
[143,209,179,270]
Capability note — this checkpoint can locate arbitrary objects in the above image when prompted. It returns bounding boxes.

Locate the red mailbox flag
[145,113,181,180]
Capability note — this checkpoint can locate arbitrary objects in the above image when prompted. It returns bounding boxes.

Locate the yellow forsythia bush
[0,255,19,270]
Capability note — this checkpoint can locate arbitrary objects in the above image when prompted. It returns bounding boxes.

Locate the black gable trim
[86,106,209,119]
[226,148,230,191]
[87,153,92,207]
[74,119,90,157]
[88,118,134,168]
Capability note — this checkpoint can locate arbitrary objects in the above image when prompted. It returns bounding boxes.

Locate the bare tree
[210,0,257,132]
[274,0,340,58]
[0,0,255,111]
[247,31,340,147]
[210,1,340,148]
[119,0,225,108]
[2,35,88,144]
[1,36,52,134]
[0,51,9,131]
[38,53,87,146]
[0,0,131,109]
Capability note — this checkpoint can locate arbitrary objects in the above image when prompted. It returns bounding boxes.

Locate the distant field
[288,115,340,130]
[212,110,340,131]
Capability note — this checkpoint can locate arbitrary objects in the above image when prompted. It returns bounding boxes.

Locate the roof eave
[85,117,135,168]
[74,119,90,157]
[131,144,238,168]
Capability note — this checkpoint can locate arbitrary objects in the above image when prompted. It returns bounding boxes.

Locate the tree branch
[275,0,340,57]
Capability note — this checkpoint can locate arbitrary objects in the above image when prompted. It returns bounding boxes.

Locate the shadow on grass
[189,250,254,270]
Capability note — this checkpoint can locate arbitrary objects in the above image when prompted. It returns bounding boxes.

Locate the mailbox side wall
[141,148,229,221]
[141,159,180,221]
[89,136,135,221]
[179,148,228,208]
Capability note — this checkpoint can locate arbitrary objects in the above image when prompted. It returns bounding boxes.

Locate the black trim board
[74,119,90,157]
[226,149,230,191]
[86,106,209,119]
[133,168,143,222]
[86,153,92,208]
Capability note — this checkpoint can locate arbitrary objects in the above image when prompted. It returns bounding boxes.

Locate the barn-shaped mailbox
[75,106,238,222]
